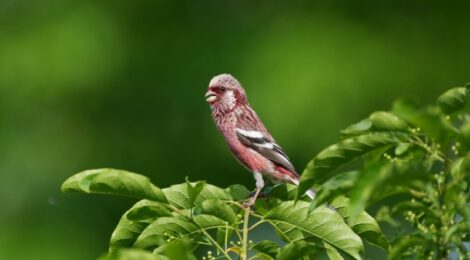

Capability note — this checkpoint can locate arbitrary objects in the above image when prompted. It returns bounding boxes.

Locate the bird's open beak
[205,91,217,103]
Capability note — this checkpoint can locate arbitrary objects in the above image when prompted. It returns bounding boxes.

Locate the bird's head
[205,74,247,111]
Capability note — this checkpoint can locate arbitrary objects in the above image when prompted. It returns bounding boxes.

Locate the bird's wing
[235,127,298,175]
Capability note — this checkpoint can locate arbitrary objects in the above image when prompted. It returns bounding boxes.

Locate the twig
[240,207,250,260]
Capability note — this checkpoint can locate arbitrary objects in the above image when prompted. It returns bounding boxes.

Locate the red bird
[205,74,315,206]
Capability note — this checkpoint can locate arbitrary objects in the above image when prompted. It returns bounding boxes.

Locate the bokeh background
[1,0,469,259]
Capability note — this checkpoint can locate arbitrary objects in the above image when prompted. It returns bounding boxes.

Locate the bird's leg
[244,172,264,208]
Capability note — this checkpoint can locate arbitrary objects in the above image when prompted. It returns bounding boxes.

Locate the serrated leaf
[341,112,408,138]
[348,164,393,217]
[298,132,409,196]
[100,248,168,260]
[110,200,171,250]
[348,161,427,218]
[134,213,229,250]
[61,168,167,202]
[250,240,279,258]
[276,241,319,260]
[192,214,227,228]
[127,201,172,221]
[162,183,232,209]
[153,238,196,260]
[392,99,458,142]
[370,111,409,131]
[341,118,373,136]
[322,242,344,260]
[332,196,389,251]
[133,217,198,249]
[311,171,358,208]
[186,177,205,208]
[268,183,297,201]
[264,201,363,260]
[110,217,149,251]
[194,199,236,224]
[226,184,250,201]
[437,87,468,114]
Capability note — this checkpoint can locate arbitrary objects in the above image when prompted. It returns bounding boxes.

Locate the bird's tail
[287,173,337,211]
[305,189,316,200]
[275,166,316,200]
[288,175,316,200]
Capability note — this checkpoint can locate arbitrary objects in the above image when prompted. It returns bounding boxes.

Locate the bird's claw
[242,197,256,208]
[242,201,253,209]
[249,190,269,199]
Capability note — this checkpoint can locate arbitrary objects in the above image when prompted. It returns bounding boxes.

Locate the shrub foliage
[62,84,470,259]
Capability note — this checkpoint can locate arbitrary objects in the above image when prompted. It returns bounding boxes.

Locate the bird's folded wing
[235,128,297,174]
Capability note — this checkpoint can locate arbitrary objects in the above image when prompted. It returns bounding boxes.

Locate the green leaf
[264,201,363,259]
[370,111,409,131]
[445,221,470,243]
[332,196,389,251]
[341,112,408,138]
[437,87,468,114]
[192,214,228,229]
[457,153,470,182]
[162,183,232,209]
[322,242,345,260]
[252,253,273,260]
[110,217,150,251]
[110,200,171,250]
[457,204,470,222]
[460,122,470,147]
[193,199,237,224]
[152,238,196,260]
[226,184,250,201]
[394,142,410,156]
[251,240,279,258]
[391,201,440,222]
[61,168,167,202]
[298,132,408,196]
[341,118,373,136]
[133,217,198,250]
[392,99,458,142]
[276,241,319,260]
[268,183,298,201]
[311,171,358,208]
[133,213,229,250]
[126,201,172,221]
[100,248,168,260]
[348,163,393,217]
[388,234,431,260]
[348,161,426,218]
[186,177,205,208]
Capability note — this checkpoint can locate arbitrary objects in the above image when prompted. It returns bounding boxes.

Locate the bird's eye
[220,87,226,92]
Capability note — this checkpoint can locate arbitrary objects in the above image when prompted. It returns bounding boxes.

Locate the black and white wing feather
[235,128,297,174]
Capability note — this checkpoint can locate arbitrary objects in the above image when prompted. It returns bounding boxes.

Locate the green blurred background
[1,0,469,259]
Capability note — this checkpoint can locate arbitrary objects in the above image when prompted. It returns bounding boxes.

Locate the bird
[205,74,315,207]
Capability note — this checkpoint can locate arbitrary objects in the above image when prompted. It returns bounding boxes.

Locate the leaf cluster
[62,83,470,259]
[298,83,470,259]
[62,169,385,259]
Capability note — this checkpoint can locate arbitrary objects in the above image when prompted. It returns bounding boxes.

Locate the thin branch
[241,207,250,260]
[201,229,232,260]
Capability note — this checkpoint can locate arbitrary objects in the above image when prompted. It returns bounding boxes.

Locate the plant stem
[201,229,231,260]
[248,219,265,231]
[241,207,250,260]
